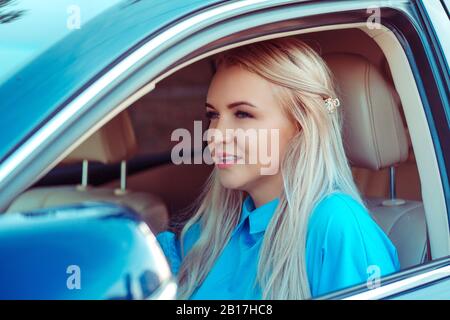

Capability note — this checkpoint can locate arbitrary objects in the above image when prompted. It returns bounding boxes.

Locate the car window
[128,58,214,157]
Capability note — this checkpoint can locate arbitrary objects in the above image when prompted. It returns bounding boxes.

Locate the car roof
[0,0,222,161]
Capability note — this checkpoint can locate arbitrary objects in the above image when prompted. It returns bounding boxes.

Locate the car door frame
[0,0,448,299]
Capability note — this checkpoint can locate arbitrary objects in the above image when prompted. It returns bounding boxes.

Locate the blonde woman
[156,38,400,300]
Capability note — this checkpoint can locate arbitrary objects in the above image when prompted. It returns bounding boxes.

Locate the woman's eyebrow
[205,101,258,109]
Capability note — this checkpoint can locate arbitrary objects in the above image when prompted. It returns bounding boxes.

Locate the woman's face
[206,65,298,202]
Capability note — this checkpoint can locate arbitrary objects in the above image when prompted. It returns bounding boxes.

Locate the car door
[0,0,448,299]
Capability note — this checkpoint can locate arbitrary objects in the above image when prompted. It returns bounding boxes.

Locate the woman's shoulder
[308,192,369,231]
[306,192,400,297]
[306,191,392,249]
[307,191,399,265]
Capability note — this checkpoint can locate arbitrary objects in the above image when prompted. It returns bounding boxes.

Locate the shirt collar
[240,196,280,235]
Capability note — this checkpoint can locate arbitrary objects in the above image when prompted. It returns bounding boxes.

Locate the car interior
[5,27,436,277]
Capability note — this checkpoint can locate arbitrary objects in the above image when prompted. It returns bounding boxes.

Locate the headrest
[63,110,138,164]
[324,53,408,170]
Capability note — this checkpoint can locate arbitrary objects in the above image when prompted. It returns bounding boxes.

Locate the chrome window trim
[343,265,450,300]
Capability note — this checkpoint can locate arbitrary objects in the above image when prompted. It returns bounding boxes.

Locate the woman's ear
[286,114,301,134]
[294,121,302,133]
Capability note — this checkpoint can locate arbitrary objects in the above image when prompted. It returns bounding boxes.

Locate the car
[0,0,448,300]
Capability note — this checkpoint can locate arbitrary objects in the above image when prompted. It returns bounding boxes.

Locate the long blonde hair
[176,37,363,299]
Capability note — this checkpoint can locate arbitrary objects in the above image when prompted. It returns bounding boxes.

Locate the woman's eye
[205,111,219,119]
[235,111,253,119]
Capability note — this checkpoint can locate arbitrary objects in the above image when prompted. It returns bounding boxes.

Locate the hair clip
[324,97,340,114]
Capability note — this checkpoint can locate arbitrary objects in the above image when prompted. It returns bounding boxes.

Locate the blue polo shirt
[156,192,400,299]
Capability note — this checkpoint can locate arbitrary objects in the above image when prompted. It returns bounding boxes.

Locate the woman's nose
[209,118,234,144]
[207,121,235,156]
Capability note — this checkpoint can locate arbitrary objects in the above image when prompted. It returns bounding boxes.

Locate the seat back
[324,53,428,269]
[8,111,169,234]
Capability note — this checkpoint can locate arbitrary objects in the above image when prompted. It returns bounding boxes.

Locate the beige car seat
[325,53,429,269]
[7,111,169,234]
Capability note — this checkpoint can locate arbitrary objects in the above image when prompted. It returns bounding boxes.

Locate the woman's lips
[214,154,243,168]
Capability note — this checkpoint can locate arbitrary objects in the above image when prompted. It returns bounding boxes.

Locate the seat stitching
[365,63,382,168]
[388,88,403,164]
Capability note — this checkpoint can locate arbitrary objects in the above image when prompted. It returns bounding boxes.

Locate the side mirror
[0,202,176,299]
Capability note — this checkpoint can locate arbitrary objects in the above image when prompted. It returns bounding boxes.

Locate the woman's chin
[217,168,247,190]
[218,177,243,190]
